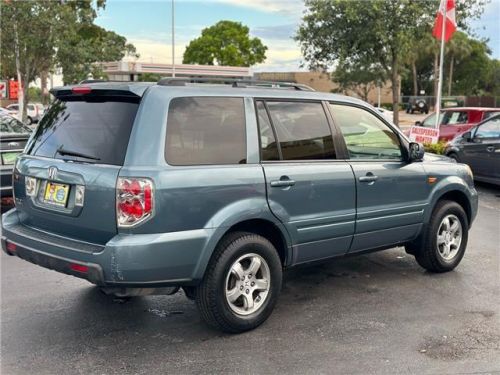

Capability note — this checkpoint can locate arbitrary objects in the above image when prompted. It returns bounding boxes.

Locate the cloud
[252,24,297,40]
[207,0,304,17]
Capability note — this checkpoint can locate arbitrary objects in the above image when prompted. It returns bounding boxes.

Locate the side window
[330,104,402,160]
[265,101,336,160]
[165,97,246,165]
[475,118,500,138]
[256,101,279,161]
[442,111,468,125]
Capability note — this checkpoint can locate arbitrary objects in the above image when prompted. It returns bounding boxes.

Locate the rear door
[13,90,141,244]
[329,103,429,253]
[258,100,356,264]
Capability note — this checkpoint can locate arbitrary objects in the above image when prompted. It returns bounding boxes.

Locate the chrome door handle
[270,177,295,187]
[359,175,379,183]
[486,146,495,152]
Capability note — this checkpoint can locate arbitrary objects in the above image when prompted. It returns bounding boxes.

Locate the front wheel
[411,200,469,273]
[195,232,282,333]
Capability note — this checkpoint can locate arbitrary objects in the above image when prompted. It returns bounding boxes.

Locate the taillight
[72,86,92,95]
[116,177,154,227]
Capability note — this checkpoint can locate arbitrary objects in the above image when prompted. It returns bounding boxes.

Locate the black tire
[195,231,282,333]
[26,116,33,125]
[412,200,469,273]
[447,152,460,162]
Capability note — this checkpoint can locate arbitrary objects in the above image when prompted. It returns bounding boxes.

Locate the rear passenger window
[330,104,402,160]
[265,101,335,160]
[256,101,279,161]
[166,97,246,165]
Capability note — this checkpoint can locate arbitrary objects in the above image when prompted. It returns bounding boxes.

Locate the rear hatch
[13,85,145,245]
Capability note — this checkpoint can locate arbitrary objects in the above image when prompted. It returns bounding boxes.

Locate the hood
[423,152,455,163]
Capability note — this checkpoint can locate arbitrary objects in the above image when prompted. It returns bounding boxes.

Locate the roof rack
[157,78,314,91]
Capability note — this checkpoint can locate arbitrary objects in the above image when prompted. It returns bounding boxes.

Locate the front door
[329,103,429,253]
[461,116,500,182]
[256,100,356,264]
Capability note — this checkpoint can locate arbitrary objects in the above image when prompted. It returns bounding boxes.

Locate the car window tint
[475,118,500,138]
[330,104,402,160]
[0,115,31,135]
[442,111,468,125]
[483,112,500,120]
[165,97,246,165]
[422,112,444,127]
[256,101,279,161]
[266,101,335,160]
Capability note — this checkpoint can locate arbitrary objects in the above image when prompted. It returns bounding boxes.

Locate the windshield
[26,97,139,165]
[0,115,31,135]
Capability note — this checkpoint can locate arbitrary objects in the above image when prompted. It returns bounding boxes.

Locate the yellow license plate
[44,182,70,207]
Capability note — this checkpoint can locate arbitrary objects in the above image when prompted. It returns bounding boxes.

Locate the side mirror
[415,121,422,126]
[409,142,425,162]
[462,131,472,142]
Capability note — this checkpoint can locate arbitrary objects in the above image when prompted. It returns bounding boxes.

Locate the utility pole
[171,0,175,78]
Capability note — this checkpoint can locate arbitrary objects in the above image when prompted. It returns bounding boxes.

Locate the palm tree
[445,32,472,96]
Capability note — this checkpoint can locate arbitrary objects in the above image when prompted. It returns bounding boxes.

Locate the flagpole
[435,4,447,129]
[171,0,176,78]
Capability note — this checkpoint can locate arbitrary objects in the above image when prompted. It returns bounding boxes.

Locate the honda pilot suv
[2,79,478,333]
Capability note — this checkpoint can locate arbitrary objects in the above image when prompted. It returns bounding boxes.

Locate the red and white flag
[432,0,457,42]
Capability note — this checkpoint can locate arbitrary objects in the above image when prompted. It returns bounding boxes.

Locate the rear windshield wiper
[56,146,100,161]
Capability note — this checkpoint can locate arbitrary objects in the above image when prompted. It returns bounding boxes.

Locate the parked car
[2,80,478,333]
[411,107,500,142]
[6,102,45,125]
[0,107,18,117]
[406,96,429,114]
[375,107,394,122]
[0,114,32,197]
[445,114,500,185]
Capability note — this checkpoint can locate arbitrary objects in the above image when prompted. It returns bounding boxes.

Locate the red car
[412,107,500,141]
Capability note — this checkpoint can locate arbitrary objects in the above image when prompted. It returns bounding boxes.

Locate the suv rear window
[165,97,246,165]
[26,97,139,166]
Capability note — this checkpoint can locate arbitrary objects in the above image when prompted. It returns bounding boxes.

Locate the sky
[94,0,500,73]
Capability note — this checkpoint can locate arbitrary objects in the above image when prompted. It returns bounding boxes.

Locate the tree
[451,38,491,95]
[183,21,267,67]
[445,32,472,95]
[332,59,386,102]
[296,0,487,126]
[1,1,136,120]
[137,73,162,82]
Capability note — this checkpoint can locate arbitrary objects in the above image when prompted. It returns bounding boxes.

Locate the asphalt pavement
[1,183,499,374]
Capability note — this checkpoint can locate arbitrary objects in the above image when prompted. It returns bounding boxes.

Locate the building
[254,71,394,104]
[101,61,251,81]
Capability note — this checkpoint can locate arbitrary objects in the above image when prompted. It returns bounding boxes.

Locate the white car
[376,107,394,122]
[0,107,17,117]
[6,103,45,125]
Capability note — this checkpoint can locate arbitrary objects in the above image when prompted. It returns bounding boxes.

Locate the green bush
[423,141,448,155]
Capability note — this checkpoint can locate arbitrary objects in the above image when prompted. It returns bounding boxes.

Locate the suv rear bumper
[2,209,212,287]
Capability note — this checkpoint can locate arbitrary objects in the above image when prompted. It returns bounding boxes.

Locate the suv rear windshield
[26,97,139,165]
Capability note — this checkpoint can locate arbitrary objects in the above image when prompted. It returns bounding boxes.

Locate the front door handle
[270,176,295,188]
[486,146,495,153]
[359,173,379,183]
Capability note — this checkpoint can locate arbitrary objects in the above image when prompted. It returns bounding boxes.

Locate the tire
[26,116,33,125]
[195,231,282,333]
[447,152,459,162]
[412,200,469,273]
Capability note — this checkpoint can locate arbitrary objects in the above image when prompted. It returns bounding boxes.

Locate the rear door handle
[359,174,379,183]
[486,146,495,152]
[270,177,295,188]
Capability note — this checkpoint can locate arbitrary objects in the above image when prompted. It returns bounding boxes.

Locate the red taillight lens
[6,242,17,252]
[116,178,154,227]
[72,86,92,95]
[70,263,89,273]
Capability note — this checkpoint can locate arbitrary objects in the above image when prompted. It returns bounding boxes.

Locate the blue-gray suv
[1,79,478,332]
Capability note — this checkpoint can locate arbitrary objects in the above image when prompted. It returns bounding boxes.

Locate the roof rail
[157,78,314,91]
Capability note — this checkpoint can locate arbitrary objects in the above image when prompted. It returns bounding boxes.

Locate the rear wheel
[195,231,282,333]
[26,116,33,125]
[411,200,468,273]
[447,152,460,162]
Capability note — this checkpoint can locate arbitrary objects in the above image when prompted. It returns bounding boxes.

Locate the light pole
[171,0,175,78]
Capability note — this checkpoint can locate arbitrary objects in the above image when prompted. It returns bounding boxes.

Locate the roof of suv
[51,81,367,106]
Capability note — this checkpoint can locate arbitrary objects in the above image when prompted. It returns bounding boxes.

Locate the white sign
[0,80,7,99]
[409,126,440,144]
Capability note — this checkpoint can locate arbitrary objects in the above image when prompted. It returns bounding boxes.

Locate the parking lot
[1,182,499,375]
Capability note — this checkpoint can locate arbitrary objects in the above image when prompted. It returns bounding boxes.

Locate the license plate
[2,152,20,165]
[44,182,70,207]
